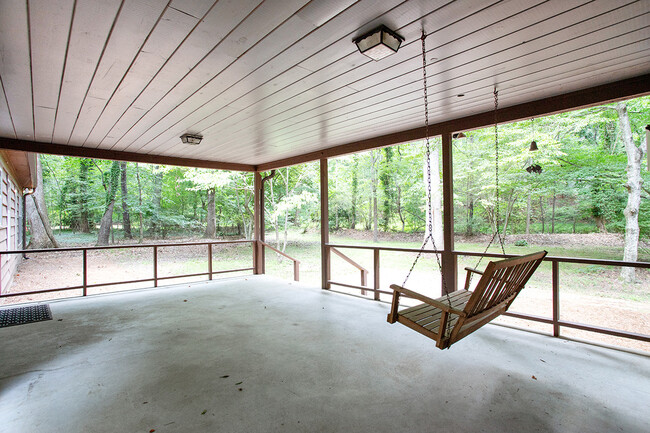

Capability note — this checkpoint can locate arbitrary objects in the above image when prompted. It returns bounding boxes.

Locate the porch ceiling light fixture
[180,133,203,145]
[354,25,404,61]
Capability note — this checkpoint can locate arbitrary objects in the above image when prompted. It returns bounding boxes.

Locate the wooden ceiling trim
[66,0,170,146]
[0,137,255,172]
[98,0,261,149]
[180,0,626,159]
[261,34,650,154]
[0,78,16,138]
[259,55,650,162]
[256,73,650,171]
[30,0,74,143]
[51,0,123,144]
[82,6,204,148]
[170,50,650,165]
[109,0,313,152]
[133,0,520,156]
[0,0,34,140]
[202,4,646,155]
[125,0,463,155]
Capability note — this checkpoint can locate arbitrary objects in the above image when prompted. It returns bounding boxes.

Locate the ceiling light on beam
[354,25,404,61]
[180,133,203,145]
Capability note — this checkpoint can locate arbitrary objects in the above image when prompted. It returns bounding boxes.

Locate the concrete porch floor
[1,276,648,433]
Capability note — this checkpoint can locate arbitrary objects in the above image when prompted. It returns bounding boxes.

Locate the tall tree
[120,162,133,239]
[26,157,60,248]
[205,187,216,238]
[616,102,644,282]
[96,161,120,246]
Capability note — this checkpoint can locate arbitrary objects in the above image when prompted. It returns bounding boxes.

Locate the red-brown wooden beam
[0,137,255,172]
[258,73,650,171]
[441,132,456,295]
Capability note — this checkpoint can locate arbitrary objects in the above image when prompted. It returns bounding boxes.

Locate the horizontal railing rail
[325,243,650,345]
[260,241,300,281]
[0,240,255,299]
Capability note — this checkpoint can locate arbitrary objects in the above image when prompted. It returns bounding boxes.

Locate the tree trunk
[371,150,379,242]
[78,159,91,233]
[351,157,358,229]
[551,191,556,234]
[96,201,115,246]
[205,188,216,238]
[151,166,163,237]
[120,162,133,239]
[96,161,119,246]
[26,158,60,249]
[539,197,544,234]
[526,193,531,235]
[424,147,443,248]
[397,186,405,232]
[617,101,643,282]
[136,163,144,241]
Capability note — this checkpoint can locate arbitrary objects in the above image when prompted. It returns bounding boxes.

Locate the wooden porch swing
[386,30,547,349]
[388,250,547,349]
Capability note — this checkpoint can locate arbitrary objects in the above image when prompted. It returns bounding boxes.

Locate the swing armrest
[464,267,483,275]
[389,285,466,317]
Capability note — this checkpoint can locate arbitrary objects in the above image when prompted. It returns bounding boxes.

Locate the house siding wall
[0,162,23,294]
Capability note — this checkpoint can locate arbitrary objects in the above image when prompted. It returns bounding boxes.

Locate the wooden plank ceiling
[0,0,649,170]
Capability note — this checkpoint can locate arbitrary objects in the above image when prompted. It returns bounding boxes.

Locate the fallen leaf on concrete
[532,376,537,380]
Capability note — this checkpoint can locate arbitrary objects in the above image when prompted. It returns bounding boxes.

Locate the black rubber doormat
[0,304,53,328]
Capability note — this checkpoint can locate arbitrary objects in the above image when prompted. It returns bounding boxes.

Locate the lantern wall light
[354,25,404,61]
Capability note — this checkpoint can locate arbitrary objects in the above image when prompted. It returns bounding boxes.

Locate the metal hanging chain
[470,88,506,282]
[402,30,451,329]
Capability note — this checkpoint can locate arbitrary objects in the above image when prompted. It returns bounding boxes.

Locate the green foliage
[39,95,650,245]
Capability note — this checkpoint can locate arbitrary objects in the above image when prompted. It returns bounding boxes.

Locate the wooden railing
[325,243,650,345]
[259,241,300,281]
[0,240,254,299]
[330,247,369,295]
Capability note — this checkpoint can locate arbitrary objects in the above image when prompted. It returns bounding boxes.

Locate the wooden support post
[208,243,213,280]
[320,159,330,290]
[373,248,380,301]
[82,249,87,296]
[552,260,560,337]
[293,261,299,282]
[441,132,457,295]
[253,172,263,274]
[153,246,158,287]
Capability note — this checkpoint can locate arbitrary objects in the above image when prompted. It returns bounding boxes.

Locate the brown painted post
[320,158,330,289]
[552,260,560,337]
[373,248,380,301]
[208,243,213,280]
[82,249,87,296]
[293,261,299,282]
[153,246,158,287]
[253,172,262,274]
[441,132,457,295]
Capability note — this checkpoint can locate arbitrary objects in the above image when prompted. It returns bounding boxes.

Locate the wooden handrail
[260,241,300,281]
[330,246,369,294]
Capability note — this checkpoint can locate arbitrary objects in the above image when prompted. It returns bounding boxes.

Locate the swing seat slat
[388,251,547,349]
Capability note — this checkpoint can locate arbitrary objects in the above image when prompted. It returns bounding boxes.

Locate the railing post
[82,249,87,296]
[320,158,330,290]
[294,260,299,282]
[441,132,457,294]
[373,248,380,301]
[208,243,213,280]
[153,246,158,287]
[552,260,560,337]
